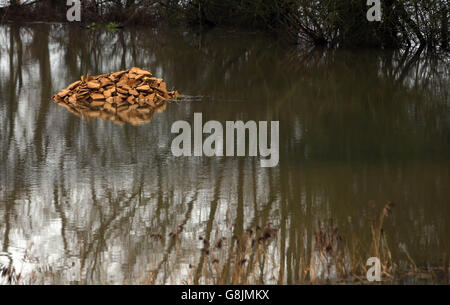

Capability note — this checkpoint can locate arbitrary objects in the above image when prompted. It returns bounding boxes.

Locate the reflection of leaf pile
[52,67,179,125]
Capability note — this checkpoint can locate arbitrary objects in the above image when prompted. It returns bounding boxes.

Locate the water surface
[0,24,449,284]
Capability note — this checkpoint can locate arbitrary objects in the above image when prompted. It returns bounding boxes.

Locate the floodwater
[0,24,449,284]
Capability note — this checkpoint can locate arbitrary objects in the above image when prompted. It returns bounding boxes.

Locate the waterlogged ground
[0,24,449,284]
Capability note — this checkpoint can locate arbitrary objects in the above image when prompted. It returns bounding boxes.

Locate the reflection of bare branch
[193,168,223,284]
[149,190,199,284]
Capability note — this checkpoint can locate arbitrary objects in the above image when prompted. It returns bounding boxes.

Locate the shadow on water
[0,24,449,284]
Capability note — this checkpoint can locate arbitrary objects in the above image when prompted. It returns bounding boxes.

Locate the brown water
[0,24,449,284]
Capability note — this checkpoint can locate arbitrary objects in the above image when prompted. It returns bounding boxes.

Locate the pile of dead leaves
[53,67,179,125]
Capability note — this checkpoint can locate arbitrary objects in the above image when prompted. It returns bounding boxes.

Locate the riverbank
[2,215,449,284]
[0,1,160,26]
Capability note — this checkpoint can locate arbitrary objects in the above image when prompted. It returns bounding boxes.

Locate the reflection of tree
[193,164,223,284]
[2,25,24,259]
[0,25,448,284]
[281,46,449,161]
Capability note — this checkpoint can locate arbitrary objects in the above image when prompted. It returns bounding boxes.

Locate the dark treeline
[1,0,448,49]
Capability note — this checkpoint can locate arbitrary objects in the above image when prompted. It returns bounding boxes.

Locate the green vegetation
[181,0,448,49]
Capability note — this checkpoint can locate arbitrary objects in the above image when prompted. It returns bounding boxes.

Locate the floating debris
[52,67,179,125]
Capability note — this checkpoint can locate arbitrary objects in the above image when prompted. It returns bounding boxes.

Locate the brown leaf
[90,93,105,100]
[87,81,101,89]
[57,89,71,98]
